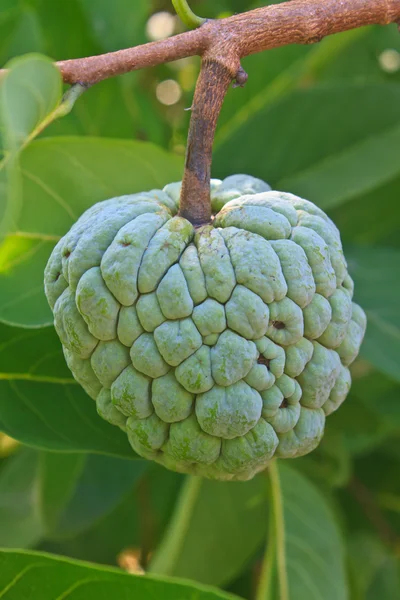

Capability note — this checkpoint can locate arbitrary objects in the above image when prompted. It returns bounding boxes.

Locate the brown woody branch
[179,55,239,224]
[1,0,399,224]
[49,0,400,85]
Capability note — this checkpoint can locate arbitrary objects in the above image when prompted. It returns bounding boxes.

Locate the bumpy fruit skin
[44,174,366,481]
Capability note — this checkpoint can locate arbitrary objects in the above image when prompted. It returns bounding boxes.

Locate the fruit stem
[178,55,239,225]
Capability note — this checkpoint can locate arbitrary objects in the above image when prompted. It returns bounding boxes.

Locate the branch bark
[179,54,239,225]
[42,0,400,85]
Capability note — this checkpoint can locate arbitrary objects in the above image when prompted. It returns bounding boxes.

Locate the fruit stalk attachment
[178,56,240,225]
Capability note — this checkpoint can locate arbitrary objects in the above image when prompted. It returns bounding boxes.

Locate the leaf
[150,474,268,587]
[347,246,400,382]
[213,83,400,249]
[0,1,165,144]
[258,462,348,600]
[0,54,61,152]
[348,533,400,600]
[78,0,149,52]
[328,369,400,456]
[0,136,183,327]
[318,23,400,84]
[19,0,168,144]
[216,22,400,165]
[0,1,22,67]
[330,173,400,247]
[0,235,57,327]
[352,373,400,432]
[279,123,400,211]
[17,136,183,237]
[214,82,400,189]
[294,429,351,489]
[0,54,62,239]
[0,549,239,600]
[38,451,147,539]
[40,466,182,566]
[0,448,43,548]
[217,28,367,145]
[0,322,133,457]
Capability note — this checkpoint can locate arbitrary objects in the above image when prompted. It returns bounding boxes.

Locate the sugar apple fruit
[44,174,366,481]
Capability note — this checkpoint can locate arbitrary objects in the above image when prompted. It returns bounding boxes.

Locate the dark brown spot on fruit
[257,356,270,368]
[272,320,285,330]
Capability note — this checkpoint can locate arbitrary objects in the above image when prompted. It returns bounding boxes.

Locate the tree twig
[1,0,397,85]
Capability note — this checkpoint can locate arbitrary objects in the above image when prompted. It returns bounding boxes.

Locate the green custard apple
[44,174,366,481]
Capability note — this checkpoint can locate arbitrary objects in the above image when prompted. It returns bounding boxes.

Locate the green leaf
[41,466,182,566]
[258,462,348,600]
[13,0,168,145]
[328,369,400,456]
[279,123,400,212]
[0,235,57,327]
[0,54,61,152]
[0,322,133,457]
[17,136,183,237]
[217,28,367,145]
[0,448,43,548]
[214,83,400,189]
[294,429,351,489]
[0,320,71,380]
[0,54,62,239]
[78,0,149,51]
[0,1,22,67]
[347,246,400,381]
[38,452,147,539]
[0,136,183,327]
[0,549,239,600]
[150,474,268,587]
[214,83,400,249]
[348,533,400,600]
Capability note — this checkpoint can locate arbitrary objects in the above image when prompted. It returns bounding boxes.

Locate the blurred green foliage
[0,1,399,598]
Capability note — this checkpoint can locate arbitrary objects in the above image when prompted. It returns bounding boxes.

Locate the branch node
[232,66,248,88]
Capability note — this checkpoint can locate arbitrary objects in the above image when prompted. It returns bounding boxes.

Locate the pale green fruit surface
[44,174,366,481]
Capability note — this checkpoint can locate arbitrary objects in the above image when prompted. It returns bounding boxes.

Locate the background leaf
[0,448,43,548]
[0,549,240,600]
[349,534,400,600]
[262,462,348,600]
[347,246,400,382]
[0,54,62,239]
[0,54,61,151]
[150,474,268,586]
[38,452,147,539]
[0,323,133,457]
[40,466,183,566]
